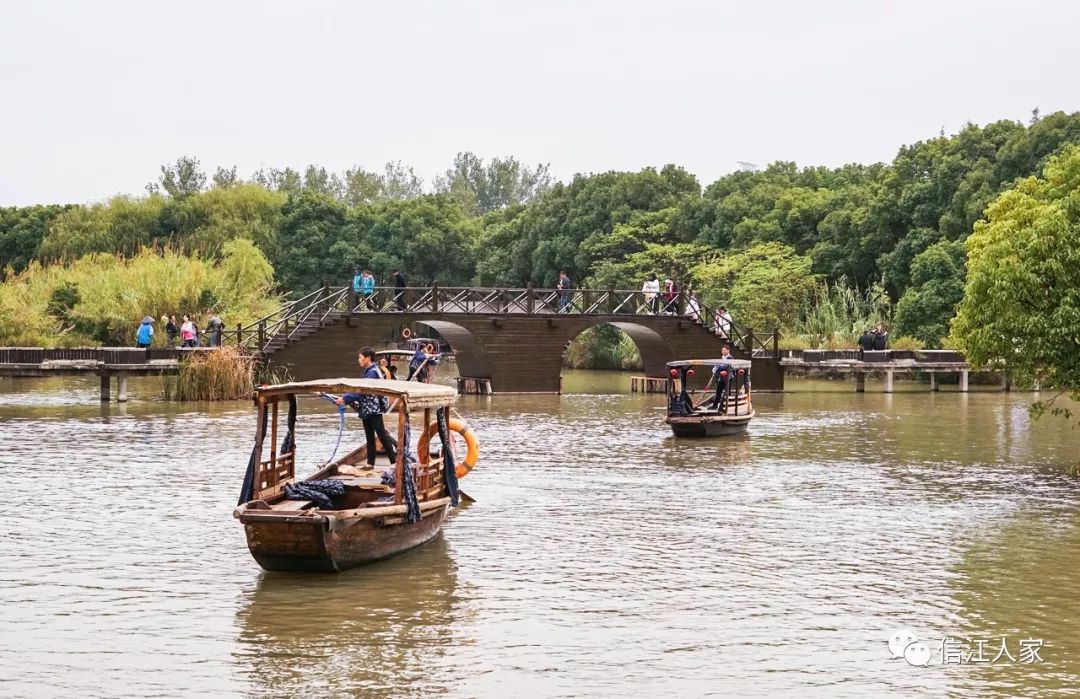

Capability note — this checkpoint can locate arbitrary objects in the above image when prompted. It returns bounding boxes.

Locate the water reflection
[1,373,1078,697]
[236,535,468,697]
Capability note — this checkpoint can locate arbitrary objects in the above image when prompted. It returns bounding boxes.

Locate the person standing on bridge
[360,269,376,310]
[642,274,660,314]
[336,347,397,468]
[136,316,155,348]
[714,306,733,339]
[393,269,407,311]
[165,315,179,347]
[207,311,224,347]
[557,271,572,313]
[180,314,197,348]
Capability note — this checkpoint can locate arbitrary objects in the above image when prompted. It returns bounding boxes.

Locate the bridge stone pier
[266,312,782,393]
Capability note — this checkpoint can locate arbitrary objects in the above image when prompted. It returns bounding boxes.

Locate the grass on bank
[162,346,257,401]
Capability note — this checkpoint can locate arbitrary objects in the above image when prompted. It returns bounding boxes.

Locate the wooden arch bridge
[225,285,784,393]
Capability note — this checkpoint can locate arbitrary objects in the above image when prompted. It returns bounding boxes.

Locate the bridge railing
[230,284,781,358]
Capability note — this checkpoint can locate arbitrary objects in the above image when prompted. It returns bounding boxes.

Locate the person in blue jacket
[406,343,440,382]
[335,347,397,467]
[136,316,155,348]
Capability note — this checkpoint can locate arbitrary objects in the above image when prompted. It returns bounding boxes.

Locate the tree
[150,156,208,197]
[692,242,817,331]
[212,166,240,189]
[951,145,1080,418]
[894,240,966,347]
[435,151,552,215]
[381,161,425,201]
[0,205,72,277]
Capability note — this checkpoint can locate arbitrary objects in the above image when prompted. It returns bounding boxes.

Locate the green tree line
[2,113,1079,350]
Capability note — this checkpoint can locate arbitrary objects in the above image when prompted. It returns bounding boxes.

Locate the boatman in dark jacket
[336,346,397,467]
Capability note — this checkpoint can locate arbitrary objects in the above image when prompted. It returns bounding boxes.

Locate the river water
[0,371,1078,698]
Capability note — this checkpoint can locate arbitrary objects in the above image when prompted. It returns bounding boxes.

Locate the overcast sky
[1,0,1076,206]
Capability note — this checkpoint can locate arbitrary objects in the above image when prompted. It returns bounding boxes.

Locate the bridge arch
[414,319,493,381]
[562,320,675,378]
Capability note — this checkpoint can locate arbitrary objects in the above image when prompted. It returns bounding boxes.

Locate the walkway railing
[208,284,779,358]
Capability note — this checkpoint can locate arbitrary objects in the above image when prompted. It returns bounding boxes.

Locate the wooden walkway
[779,349,1001,392]
[0,347,216,401]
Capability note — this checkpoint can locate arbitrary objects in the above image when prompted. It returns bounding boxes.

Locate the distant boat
[233,378,479,572]
[663,359,754,437]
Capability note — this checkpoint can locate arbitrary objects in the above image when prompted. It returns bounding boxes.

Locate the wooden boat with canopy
[233,378,476,572]
[664,359,754,437]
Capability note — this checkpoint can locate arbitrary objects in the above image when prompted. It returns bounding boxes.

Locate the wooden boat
[233,378,476,572]
[664,359,755,437]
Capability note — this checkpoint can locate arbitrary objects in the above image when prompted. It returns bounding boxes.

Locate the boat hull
[242,504,448,572]
[666,411,754,438]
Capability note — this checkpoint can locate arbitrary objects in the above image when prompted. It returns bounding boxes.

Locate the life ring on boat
[401,327,412,339]
[417,417,479,478]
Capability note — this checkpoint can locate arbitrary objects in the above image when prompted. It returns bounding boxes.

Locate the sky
[1,0,1077,206]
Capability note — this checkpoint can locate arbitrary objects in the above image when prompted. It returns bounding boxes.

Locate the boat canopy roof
[375,349,415,358]
[257,378,456,407]
[667,358,752,369]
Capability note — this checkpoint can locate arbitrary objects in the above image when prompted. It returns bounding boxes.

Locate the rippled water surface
[1,372,1078,697]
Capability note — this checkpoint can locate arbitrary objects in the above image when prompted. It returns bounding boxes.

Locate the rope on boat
[318,392,347,465]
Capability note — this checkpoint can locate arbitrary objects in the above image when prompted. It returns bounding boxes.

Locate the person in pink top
[180,314,197,348]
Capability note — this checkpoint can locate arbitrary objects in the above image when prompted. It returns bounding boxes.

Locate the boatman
[705,345,735,412]
[336,347,397,468]
[406,343,440,382]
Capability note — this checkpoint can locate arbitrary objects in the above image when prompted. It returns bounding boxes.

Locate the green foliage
[890,336,927,351]
[951,145,1080,419]
[563,324,642,370]
[150,156,209,197]
[434,151,552,216]
[790,278,891,347]
[589,242,713,290]
[894,240,966,347]
[693,243,816,330]
[0,204,72,277]
[0,246,279,346]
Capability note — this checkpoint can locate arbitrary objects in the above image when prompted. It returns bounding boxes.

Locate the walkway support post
[1001,372,1011,392]
[117,372,129,403]
[100,373,111,402]
[929,372,938,391]
[884,370,894,393]
[855,372,865,393]
[959,370,969,392]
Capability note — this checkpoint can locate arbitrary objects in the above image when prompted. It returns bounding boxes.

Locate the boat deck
[268,456,399,511]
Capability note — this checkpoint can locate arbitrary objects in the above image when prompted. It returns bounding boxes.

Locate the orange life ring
[401,327,412,339]
[416,417,479,478]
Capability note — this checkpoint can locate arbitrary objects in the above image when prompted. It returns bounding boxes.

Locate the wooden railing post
[746,327,754,357]
[321,281,330,319]
[773,329,779,358]
[431,283,439,312]
[526,282,535,314]
[258,320,266,347]
[236,323,243,347]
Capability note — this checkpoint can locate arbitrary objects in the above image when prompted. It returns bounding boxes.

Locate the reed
[789,278,891,348]
[163,346,256,401]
